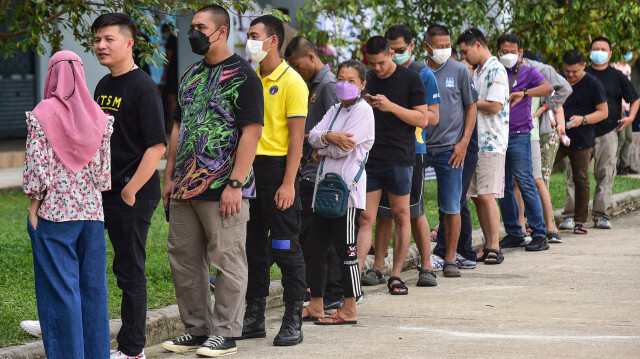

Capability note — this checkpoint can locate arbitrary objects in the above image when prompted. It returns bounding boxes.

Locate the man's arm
[122,142,166,206]
[510,80,553,106]
[449,102,477,168]
[428,102,439,127]
[618,98,640,131]
[220,123,263,218]
[477,100,502,114]
[566,102,608,129]
[275,116,305,211]
[162,122,180,208]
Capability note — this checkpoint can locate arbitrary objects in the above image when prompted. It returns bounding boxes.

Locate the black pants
[306,208,362,299]
[103,193,158,356]
[299,179,343,302]
[433,150,478,261]
[246,157,306,302]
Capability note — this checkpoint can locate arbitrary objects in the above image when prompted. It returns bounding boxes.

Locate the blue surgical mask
[623,52,634,62]
[590,50,609,65]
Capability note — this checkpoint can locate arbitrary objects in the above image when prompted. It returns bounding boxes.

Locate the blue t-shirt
[408,60,441,154]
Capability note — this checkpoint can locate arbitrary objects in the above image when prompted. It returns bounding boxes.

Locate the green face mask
[392,50,410,65]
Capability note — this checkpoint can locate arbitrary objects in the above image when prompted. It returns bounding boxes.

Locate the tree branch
[0,5,70,39]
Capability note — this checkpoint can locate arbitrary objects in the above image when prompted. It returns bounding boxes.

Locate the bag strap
[318,105,343,176]
[508,62,523,92]
[349,152,369,190]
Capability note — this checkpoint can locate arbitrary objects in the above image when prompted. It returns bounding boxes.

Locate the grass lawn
[1,172,639,347]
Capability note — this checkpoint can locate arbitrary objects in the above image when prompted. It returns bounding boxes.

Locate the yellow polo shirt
[256,59,309,156]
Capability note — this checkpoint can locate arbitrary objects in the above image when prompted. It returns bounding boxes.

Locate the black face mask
[189,27,221,55]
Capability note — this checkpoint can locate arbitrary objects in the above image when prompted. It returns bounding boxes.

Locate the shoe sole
[273,336,303,346]
[525,245,550,251]
[416,280,437,287]
[547,239,563,243]
[234,331,266,340]
[161,343,201,353]
[361,278,386,286]
[195,347,237,357]
[499,241,526,248]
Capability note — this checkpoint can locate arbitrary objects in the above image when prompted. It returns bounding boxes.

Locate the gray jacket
[525,58,573,135]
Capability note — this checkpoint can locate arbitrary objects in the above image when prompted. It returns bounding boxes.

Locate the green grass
[1,172,638,347]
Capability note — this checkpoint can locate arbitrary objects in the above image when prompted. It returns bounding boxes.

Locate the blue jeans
[28,218,110,359]
[434,150,478,261]
[498,133,546,238]
[426,149,463,214]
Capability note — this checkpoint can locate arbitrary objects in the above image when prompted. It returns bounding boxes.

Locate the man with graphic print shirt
[161,5,263,357]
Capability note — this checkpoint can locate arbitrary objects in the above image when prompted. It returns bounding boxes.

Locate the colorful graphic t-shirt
[172,54,264,200]
[473,56,510,154]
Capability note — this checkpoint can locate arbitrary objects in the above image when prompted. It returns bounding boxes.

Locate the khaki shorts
[468,152,505,198]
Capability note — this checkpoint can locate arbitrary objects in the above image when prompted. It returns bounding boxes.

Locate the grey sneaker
[594,217,612,229]
[416,268,437,287]
[558,217,574,230]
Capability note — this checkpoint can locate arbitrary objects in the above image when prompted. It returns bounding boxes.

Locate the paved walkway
[143,211,640,359]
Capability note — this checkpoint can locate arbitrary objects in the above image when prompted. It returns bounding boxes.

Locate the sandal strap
[366,268,384,278]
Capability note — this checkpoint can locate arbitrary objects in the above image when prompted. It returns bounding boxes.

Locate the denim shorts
[426,149,463,214]
[378,154,426,219]
[365,163,413,196]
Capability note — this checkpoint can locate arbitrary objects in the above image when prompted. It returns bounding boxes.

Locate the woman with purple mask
[303,60,375,325]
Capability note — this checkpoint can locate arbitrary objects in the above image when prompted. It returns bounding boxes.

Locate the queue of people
[22,5,639,359]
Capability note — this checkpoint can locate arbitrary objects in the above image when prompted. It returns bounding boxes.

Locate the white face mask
[499,53,519,69]
[426,43,451,65]
[245,36,273,63]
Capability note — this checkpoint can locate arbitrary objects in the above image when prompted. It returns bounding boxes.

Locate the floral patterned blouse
[23,111,114,222]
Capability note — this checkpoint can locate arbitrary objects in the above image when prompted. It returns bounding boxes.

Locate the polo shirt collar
[258,59,290,81]
[310,64,331,85]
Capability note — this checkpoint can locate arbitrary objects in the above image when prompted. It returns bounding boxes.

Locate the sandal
[361,268,386,286]
[314,309,357,325]
[476,246,489,262]
[442,262,461,277]
[430,225,439,242]
[574,223,588,235]
[483,249,504,265]
[302,306,323,322]
[387,276,408,295]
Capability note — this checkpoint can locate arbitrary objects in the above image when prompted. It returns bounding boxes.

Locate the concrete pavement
[144,210,640,358]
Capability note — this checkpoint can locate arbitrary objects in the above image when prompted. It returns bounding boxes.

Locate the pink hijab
[32,50,109,173]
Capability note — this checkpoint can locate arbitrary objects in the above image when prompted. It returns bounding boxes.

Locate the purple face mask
[336,81,360,101]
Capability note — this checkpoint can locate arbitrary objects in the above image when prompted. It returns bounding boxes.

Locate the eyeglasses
[392,46,408,54]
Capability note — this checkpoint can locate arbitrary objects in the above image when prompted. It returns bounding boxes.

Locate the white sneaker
[19,320,41,337]
[110,350,145,359]
[430,254,444,271]
[455,252,476,269]
[558,217,574,230]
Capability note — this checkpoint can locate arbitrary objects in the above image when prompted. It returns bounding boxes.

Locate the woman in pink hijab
[23,50,114,358]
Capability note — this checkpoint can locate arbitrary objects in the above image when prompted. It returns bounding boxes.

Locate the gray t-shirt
[425,59,478,153]
[302,64,338,182]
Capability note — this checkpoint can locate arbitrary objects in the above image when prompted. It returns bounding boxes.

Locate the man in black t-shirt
[554,50,608,235]
[560,37,640,230]
[160,5,263,357]
[356,36,436,295]
[92,13,167,359]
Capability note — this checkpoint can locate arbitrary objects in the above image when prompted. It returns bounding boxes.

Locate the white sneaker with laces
[19,320,41,337]
[430,254,444,272]
[455,252,476,269]
[110,350,146,359]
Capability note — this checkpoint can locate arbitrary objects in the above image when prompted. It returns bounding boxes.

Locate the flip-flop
[302,306,322,322]
[574,223,588,235]
[314,309,357,325]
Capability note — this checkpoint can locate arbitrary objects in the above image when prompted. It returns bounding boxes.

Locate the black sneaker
[625,166,639,175]
[499,234,526,248]
[195,336,237,357]
[161,333,208,353]
[525,235,550,251]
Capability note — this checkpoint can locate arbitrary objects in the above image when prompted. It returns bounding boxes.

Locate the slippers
[574,223,588,235]
[302,306,322,322]
[483,249,504,265]
[387,276,408,295]
[314,309,357,325]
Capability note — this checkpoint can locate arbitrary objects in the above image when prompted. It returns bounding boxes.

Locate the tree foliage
[296,0,640,69]
[0,0,285,65]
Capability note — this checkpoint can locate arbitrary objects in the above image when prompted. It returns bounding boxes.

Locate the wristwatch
[228,179,243,188]
[582,115,588,126]
[522,88,528,98]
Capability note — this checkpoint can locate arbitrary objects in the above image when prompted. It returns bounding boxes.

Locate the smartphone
[566,120,573,127]
[363,93,373,101]
[164,198,170,222]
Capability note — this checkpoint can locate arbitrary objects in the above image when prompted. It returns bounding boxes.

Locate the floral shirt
[473,56,510,154]
[23,111,114,222]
